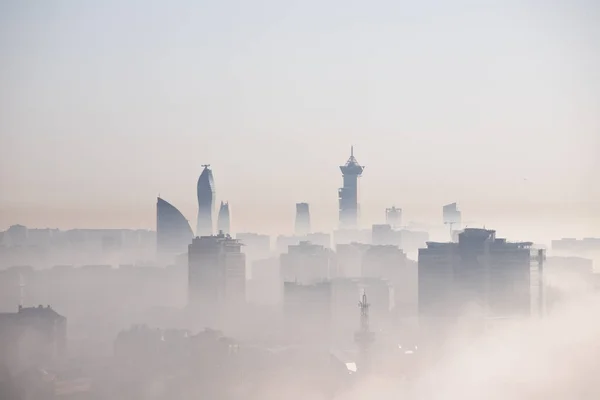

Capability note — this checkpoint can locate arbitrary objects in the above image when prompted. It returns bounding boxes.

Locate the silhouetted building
[419,228,532,334]
[217,201,231,235]
[280,241,334,284]
[295,203,311,236]
[5,225,28,247]
[196,165,215,236]
[276,235,302,254]
[338,147,364,229]
[156,197,194,257]
[442,203,462,227]
[551,237,600,255]
[188,233,246,327]
[372,224,401,246]
[385,207,402,229]
[0,305,66,374]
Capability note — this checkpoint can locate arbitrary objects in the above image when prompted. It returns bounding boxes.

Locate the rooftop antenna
[202,164,211,169]
[351,145,354,157]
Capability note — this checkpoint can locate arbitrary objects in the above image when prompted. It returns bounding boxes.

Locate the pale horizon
[1,1,598,242]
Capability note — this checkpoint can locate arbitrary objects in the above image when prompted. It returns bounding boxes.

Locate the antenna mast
[354,290,374,374]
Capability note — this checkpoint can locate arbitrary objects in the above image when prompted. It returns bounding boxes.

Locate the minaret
[338,146,365,229]
[354,291,374,374]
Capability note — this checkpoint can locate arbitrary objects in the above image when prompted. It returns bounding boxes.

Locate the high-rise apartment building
[188,233,246,326]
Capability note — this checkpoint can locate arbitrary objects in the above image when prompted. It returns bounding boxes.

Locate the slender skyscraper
[295,203,311,236]
[217,201,231,235]
[196,165,215,236]
[338,146,364,229]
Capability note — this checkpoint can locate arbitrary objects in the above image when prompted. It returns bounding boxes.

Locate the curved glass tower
[196,165,215,236]
[217,201,230,235]
[156,197,193,255]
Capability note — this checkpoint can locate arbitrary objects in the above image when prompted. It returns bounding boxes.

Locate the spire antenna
[351,145,354,157]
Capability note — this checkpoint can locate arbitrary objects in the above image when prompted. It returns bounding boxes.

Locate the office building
[295,203,311,236]
[196,165,215,236]
[217,201,231,235]
[419,228,533,334]
[188,233,246,327]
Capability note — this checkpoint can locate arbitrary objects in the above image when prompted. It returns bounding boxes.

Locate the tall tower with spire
[197,165,215,236]
[338,146,364,229]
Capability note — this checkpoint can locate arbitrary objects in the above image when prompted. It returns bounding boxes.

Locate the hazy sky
[1,0,598,240]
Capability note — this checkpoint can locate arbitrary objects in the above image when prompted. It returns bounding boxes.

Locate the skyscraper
[295,203,311,236]
[196,165,215,237]
[338,146,364,229]
[418,228,533,336]
[188,233,246,326]
[217,201,231,235]
[156,197,194,256]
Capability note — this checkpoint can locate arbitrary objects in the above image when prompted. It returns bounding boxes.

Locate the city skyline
[1,1,598,241]
[1,2,599,398]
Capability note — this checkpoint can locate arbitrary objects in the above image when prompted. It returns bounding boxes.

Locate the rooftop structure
[385,207,402,229]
